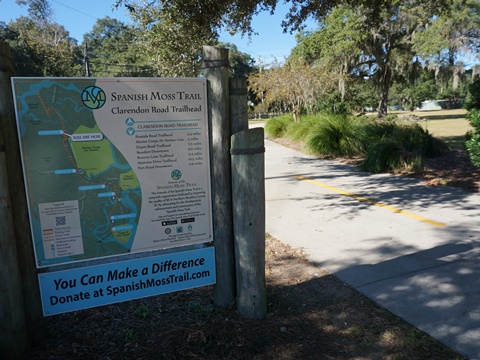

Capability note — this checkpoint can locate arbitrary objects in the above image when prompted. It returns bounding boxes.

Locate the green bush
[264,115,293,138]
[464,77,480,111]
[285,114,320,142]
[305,114,365,157]
[384,114,398,122]
[465,109,480,167]
[466,133,480,167]
[265,110,449,174]
[360,122,449,173]
[361,141,420,173]
[466,109,480,132]
[363,122,448,158]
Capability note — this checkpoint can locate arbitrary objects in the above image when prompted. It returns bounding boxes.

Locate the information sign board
[12,78,213,267]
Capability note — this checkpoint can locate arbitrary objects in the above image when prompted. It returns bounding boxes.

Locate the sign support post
[0,41,45,358]
[203,46,236,306]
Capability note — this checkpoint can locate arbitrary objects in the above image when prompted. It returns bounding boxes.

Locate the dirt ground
[27,144,477,360]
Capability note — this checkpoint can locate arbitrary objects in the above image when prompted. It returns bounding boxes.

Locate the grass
[389,109,472,149]
[263,109,471,172]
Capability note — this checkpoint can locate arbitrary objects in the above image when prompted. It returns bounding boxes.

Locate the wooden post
[203,46,236,306]
[230,77,249,134]
[231,127,266,319]
[0,42,29,359]
[0,42,46,346]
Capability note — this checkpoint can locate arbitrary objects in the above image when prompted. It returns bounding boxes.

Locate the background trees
[1,0,82,76]
[2,0,479,117]
[249,58,339,121]
[287,1,474,117]
[83,17,151,77]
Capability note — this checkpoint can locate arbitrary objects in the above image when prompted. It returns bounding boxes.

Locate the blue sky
[1,0,318,62]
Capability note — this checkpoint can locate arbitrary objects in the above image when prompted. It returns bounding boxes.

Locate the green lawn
[392,109,471,149]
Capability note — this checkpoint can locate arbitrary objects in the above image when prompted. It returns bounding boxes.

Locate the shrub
[466,109,480,132]
[285,114,320,142]
[465,109,480,167]
[466,133,480,167]
[464,77,480,111]
[384,114,398,122]
[361,141,420,173]
[305,114,365,157]
[361,122,449,173]
[363,122,448,158]
[264,115,293,138]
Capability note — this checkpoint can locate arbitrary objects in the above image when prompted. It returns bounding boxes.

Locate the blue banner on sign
[38,247,215,316]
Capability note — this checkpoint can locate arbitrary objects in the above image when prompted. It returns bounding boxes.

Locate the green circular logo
[171,169,182,180]
[81,86,106,109]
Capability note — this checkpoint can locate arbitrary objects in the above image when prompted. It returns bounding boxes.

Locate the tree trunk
[377,66,392,117]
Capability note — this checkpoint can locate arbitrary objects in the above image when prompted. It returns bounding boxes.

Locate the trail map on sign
[13,78,212,268]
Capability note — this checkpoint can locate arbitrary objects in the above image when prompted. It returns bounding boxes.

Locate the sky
[1,0,318,63]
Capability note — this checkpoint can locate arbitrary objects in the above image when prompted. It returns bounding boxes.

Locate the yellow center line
[294,175,446,227]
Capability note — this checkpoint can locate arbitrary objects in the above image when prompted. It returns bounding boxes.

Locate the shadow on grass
[439,135,467,149]
[421,114,467,121]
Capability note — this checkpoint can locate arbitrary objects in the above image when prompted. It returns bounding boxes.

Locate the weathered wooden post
[230,77,249,134]
[203,46,236,306]
[231,127,266,319]
[0,42,45,347]
[230,77,267,319]
[0,41,29,359]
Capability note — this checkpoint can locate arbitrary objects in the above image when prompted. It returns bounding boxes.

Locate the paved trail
[264,138,480,359]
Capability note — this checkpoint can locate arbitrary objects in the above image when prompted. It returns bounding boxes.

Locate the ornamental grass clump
[285,114,320,142]
[264,115,294,139]
[360,122,449,173]
[305,114,365,157]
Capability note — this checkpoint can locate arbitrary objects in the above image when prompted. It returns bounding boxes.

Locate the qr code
[55,216,66,226]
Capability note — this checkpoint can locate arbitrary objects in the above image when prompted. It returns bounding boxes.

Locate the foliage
[83,17,153,77]
[123,328,137,342]
[465,109,480,167]
[360,122,449,173]
[285,114,322,141]
[413,0,480,92]
[187,301,215,314]
[217,42,256,78]
[465,133,480,167]
[465,77,480,111]
[264,115,294,138]
[290,3,431,117]
[361,141,420,173]
[116,0,450,38]
[2,1,82,76]
[303,114,364,157]
[134,304,150,318]
[1,18,82,77]
[125,2,217,77]
[289,1,478,116]
[248,58,339,121]
[267,113,448,173]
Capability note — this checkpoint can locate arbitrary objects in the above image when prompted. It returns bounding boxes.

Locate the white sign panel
[12,78,213,267]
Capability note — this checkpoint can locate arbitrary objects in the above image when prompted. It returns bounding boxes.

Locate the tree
[114,0,449,78]
[116,0,450,36]
[413,0,480,99]
[83,17,152,77]
[289,1,466,117]
[2,0,82,76]
[290,6,366,101]
[217,42,256,78]
[118,1,218,77]
[248,58,339,121]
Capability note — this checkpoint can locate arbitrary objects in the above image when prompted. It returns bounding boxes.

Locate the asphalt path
[264,137,480,359]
